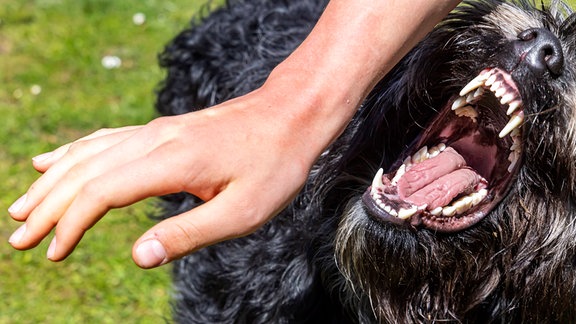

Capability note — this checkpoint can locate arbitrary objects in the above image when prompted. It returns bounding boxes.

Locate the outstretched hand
[8,88,322,268]
[7,0,459,269]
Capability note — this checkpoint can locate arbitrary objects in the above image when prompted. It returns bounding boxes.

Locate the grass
[0,0,217,322]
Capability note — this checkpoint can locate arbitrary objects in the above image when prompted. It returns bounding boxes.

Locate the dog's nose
[515,28,564,76]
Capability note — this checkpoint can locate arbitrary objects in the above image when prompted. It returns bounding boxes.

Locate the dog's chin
[362,67,524,233]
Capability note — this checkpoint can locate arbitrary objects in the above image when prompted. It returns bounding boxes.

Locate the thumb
[132,188,268,269]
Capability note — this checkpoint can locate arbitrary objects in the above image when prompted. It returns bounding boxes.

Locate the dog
[155,0,576,322]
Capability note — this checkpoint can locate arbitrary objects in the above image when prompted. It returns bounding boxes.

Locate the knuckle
[79,180,107,205]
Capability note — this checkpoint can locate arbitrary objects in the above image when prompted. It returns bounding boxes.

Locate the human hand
[7,88,324,268]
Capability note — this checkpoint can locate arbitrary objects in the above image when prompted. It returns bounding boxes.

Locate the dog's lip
[363,67,523,232]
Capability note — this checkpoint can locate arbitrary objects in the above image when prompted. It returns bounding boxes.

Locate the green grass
[0,0,217,322]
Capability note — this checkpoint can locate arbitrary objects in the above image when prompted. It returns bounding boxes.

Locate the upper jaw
[362,67,524,232]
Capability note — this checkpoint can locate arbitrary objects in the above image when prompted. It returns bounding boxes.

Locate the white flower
[30,84,42,96]
[101,55,122,69]
[132,13,146,26]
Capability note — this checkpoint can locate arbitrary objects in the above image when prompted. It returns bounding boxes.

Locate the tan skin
[8,0,461,269]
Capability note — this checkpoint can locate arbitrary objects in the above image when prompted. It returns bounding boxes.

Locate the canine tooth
[391,163,406,185]
[506,100,522,115]
[398,206,418,220]
[451,96,468,110]
[499,112,524,138]
[412,146,429,164]
[466,92,478,104]
[459,73,489,96]
[430,207,443,216]
[371,168,384,194]
[442,206,457,217]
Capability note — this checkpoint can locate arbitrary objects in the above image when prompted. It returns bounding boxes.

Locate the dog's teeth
[451,96,468,110]
[495,87,506,98]
[371,168,384,194]
[466,92,477,104]
[454,196,474,214]
[510,142,520,152]
[391,163,406,185]
[471,189,488,205]
[499,112,524,138]
[485,73,498,87]
[398,205,418,220]
[403,156,413,168]
[412,146,429,164]
[474,87,485,99]
[454,106,478,122]
[428,145,442,158]
[500,93,515,105]
[506,100,522,115]
[430,207,443,216]
[508,157,519,172]
[489,81,502,93]
[437,143,446,152]
[442,206,457,217]
[459,72,491,96]
[510,134,522,151]
[508,151,520,172]
[383,204,392,213]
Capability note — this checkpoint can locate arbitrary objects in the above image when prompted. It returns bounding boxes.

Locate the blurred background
[0,0,217,322]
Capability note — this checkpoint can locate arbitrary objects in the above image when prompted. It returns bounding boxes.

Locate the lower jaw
[361,188,492,232]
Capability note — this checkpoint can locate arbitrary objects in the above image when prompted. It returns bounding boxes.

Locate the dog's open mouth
[363,68,524,232]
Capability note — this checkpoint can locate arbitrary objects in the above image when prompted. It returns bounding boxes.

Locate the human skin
[8,0,461,269]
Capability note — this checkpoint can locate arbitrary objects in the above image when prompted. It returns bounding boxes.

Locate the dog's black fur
[155,0,576,322]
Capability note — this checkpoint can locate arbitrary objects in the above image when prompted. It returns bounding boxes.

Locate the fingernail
[9,224,27,245]
[32,151,53,163]
[135,240,167,268]
[8,194,27,214]
[47,237,57,260]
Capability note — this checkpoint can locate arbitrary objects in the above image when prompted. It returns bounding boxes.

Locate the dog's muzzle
[363,67,523,232]
[362,27,565,232]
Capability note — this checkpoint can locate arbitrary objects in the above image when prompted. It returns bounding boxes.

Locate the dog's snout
[514,28,564,76]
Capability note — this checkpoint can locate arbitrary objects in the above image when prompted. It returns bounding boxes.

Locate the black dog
[155,0,576,322]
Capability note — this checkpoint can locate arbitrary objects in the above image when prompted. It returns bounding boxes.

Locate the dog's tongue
[397,147,484,209]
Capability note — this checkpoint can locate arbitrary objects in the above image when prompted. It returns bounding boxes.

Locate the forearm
[265,0,461,151]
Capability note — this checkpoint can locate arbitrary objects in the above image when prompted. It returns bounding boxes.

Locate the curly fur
[155,0,576,322]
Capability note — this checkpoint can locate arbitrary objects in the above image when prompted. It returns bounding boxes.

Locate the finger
[9,132,154,250]
[45,152,187,261]
[132,185,269,269]
[9,127,142,222]
[32,126,142,173]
